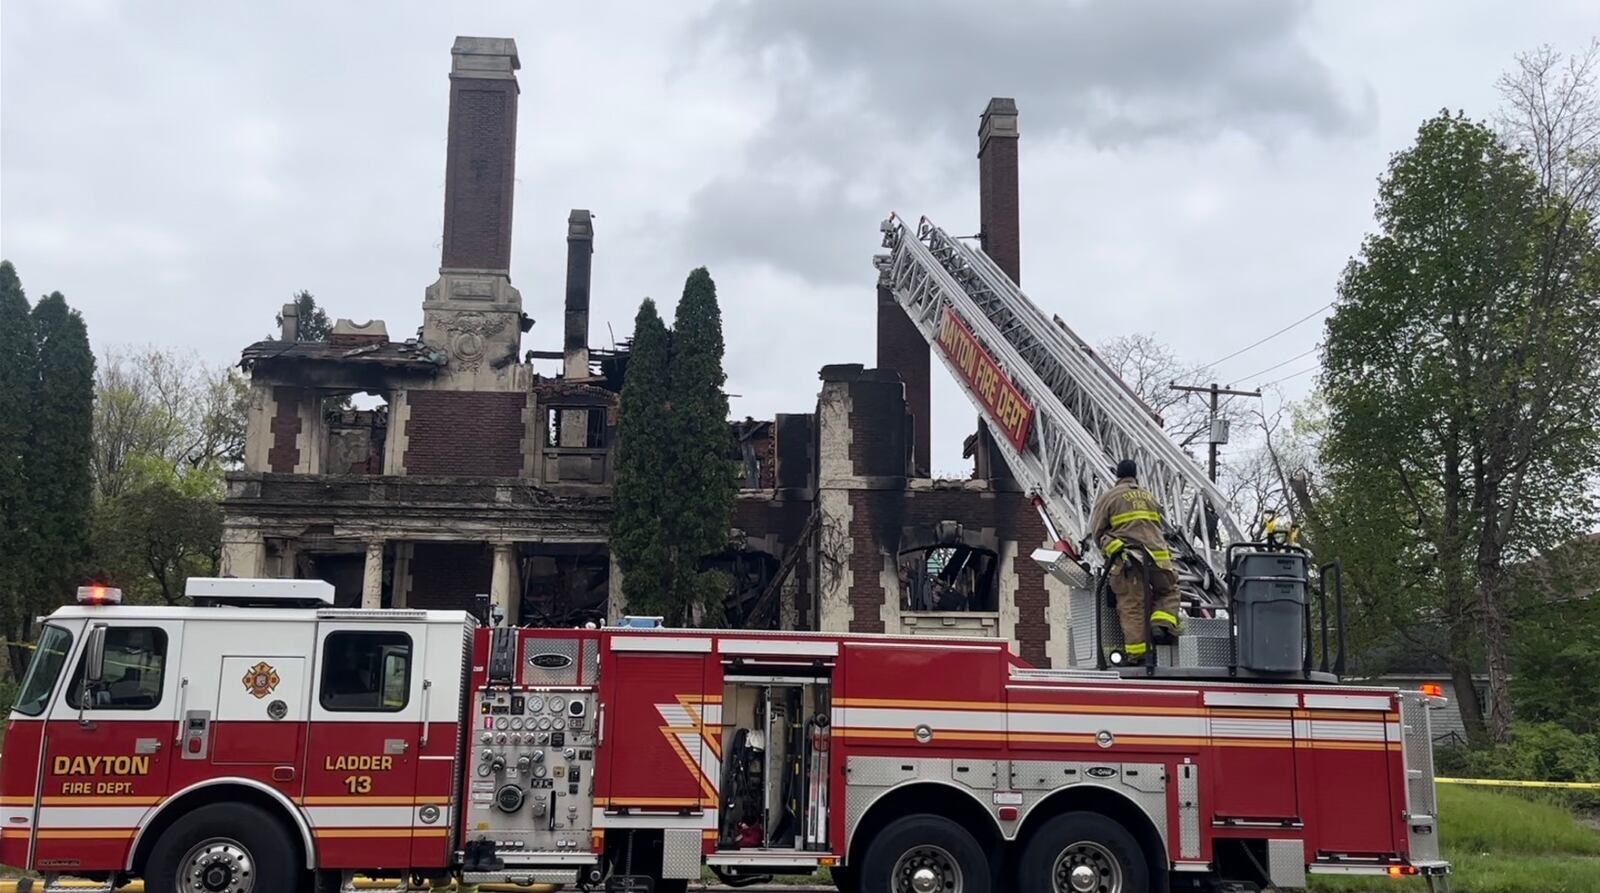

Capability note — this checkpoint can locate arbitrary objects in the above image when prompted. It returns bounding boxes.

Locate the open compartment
[716,666,832,853]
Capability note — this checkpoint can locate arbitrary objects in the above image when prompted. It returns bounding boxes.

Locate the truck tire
[145,802,305,893]
[859,814,990,893]
[1018,811,1149,893]
[830,864,858,893]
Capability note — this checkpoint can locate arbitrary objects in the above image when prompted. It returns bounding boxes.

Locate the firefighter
[1089,458,1180,665]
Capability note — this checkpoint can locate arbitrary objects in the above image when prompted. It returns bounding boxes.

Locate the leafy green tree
[1321,112,1600,743]
[10,292,96,677]
[666,268,736,625]
[274,289,333,342]
[92,455,223,605]
[94,347,249,499]
[0,261,38,676]
[611,299,677,620]
[1508,538,1600,736]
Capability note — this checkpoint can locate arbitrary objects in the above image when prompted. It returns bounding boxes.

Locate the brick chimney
[877,284,930,476]
[440,37,520,274]
[978,97,1020,284]
[421,37,527,390]
[563,210,593,380]
[977,97,1021,485]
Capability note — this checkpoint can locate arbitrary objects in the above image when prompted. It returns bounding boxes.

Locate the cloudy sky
[2,1,1594,474]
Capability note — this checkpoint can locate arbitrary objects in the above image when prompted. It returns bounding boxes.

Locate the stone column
[361,540,384,609]
[490,543,521,625]
[607,550,626,624]
[391,542,414,609]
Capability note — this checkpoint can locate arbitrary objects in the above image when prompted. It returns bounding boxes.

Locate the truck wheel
[860,814,990,893]
[830,864,859,893]
[1018,811,1148,893]
[145,802,305,893]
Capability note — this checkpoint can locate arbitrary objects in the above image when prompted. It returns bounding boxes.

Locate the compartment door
[603,643,713,813]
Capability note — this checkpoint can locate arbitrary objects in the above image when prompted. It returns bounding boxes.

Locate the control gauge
[553,718,567,731]
[536,716,553,731]
[477,763,493,777]
[532,764,548,779]
[494,716,509,731]
[525,695,544,713]
[547,696,567,713]
[510,717,525,731]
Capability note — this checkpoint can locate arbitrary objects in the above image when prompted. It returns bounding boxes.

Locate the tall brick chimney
[421,37,527,390]
[877,284,930,477]
[440,37,520,274]
[563,210,593,380]
[977,97,1021,484]
[978,97,1020,285]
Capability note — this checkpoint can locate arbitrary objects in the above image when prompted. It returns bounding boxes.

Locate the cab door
[34,618,184,874]
[304,619,428,871]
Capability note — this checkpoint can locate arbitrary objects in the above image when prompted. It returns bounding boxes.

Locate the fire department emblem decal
[243,662,281,699]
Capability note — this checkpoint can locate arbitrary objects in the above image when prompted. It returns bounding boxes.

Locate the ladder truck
[0,220,1450,893]
[4,578,1448,893]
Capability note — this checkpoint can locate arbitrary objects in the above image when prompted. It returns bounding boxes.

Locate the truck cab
[0,578,472,891]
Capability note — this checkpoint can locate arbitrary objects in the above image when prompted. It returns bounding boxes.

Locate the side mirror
[83,625,108,685]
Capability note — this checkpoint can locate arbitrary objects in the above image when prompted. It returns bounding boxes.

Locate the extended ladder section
[876,215,1244,603]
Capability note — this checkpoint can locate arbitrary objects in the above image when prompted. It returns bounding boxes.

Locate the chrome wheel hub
[179,837,255,893]
[1054,840,1122,893]
[894,844,961,893]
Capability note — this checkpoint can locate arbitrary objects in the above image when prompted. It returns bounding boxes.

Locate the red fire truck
[1,576,1449,893]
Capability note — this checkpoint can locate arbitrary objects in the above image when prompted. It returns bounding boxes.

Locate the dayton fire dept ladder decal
[655,694,722,802]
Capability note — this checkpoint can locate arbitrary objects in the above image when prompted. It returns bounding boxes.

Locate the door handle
[420,679,433,748]
[174,678,189,745]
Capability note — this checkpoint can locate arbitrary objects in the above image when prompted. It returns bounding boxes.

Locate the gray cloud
[680,0,1374,285]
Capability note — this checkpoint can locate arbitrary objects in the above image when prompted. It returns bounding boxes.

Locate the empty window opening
[546,406,606,449]
[898,542,999,612]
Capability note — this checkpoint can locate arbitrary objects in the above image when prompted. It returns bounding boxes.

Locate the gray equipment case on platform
[1232,550,1308,673]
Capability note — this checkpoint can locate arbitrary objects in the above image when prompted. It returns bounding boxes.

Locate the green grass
[1310,785,1600,893]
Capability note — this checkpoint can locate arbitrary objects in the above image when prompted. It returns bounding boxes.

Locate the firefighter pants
[1109,560,1180,658]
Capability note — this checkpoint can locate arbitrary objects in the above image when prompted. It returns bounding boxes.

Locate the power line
[1203,301,1334,369]
[1263,364,1318,387]
[1238,346,1319,383]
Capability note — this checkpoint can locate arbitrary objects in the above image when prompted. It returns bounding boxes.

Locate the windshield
[12,625,74,717]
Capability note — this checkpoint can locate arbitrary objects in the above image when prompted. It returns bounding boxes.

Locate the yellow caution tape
[1436,776,1600,790]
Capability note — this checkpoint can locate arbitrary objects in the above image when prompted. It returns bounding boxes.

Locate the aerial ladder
[875,215,1246,618]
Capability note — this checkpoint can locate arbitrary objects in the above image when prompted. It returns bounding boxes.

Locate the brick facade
[408,542,492,609]
[844,369,908,479]
[267,387,302,473]
[441,79,518,272]
[403,390,527,476]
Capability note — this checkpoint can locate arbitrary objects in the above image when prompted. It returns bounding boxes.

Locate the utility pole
[1169,382,1261,482]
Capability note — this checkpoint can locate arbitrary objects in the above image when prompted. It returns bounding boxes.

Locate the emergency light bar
[76,585,123,605]
[185,576,336,607]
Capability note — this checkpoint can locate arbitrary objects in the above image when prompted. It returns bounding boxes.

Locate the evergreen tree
[666,268,735,625]
[0,262,38,676]
[24,292,95,672]
[274,289,333,341]
[611,299,676,620]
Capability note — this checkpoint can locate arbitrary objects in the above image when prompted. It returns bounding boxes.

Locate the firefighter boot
[1149,566,1182,646]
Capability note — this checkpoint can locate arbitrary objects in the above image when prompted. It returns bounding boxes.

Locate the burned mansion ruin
[223,37,1071,666]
